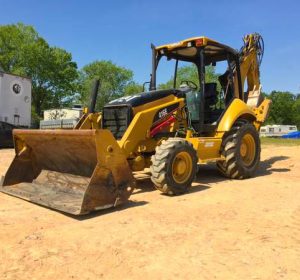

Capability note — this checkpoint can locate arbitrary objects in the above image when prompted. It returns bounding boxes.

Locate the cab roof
[155,36,238,64]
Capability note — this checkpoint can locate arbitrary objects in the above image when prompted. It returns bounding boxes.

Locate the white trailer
[43,107,83,121]
[40,106,83,129]
[260,124,297,137]
[0,72,32,127]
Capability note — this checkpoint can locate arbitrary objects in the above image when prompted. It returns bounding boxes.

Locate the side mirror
[143,81,151,92]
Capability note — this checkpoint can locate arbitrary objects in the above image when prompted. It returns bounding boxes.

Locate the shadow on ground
[195,155,291,181]
[134,155,291,195]
[134,169,212,196]
[73,200,149,221]
[15,155,290,220]
[256,156,290,176]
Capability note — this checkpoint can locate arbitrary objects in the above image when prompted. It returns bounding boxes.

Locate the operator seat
[204,82,221,124]
[204,83,218,106]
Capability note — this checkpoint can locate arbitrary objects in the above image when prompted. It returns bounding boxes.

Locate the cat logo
[152,103,179,125]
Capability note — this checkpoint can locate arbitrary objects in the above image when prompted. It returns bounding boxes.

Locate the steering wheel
[180,80,198,90]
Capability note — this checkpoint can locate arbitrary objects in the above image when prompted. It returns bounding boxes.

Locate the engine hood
[107,89,181,108]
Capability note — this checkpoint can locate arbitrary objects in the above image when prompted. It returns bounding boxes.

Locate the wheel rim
[240,133,256,166]
[172,151,193,184]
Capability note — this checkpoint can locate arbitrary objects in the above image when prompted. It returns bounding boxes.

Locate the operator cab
[152,37,242,135]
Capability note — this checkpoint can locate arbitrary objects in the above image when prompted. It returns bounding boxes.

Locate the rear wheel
[217,120,261,179]
[150,138,197,195]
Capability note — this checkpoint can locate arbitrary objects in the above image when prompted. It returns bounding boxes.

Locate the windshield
[155,57,200,90]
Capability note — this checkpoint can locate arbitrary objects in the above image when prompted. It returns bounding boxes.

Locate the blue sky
[0,0,299,93]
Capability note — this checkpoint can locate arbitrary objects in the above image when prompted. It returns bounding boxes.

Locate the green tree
[124,81,143,96]
[158,64,218,89]
[267,91,296,125]
[292,98,300,128]
[0,24,38,71]
[0,23,78,119]
[78,60,134,110]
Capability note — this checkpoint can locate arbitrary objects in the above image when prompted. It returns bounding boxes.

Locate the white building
[0,72,32,127]
[260,125,297,137]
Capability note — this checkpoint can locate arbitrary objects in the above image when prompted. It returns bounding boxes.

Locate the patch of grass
[260,137,300,146]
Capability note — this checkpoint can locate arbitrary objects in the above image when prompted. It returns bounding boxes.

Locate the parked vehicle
[40,106,83,129]
[0,33,270,215]
[0,121,16,148]
[260,125,297,137]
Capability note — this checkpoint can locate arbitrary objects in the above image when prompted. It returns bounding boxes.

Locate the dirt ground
[0,144,299,280]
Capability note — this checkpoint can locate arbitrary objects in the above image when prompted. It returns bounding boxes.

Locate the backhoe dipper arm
[234,33,271,125]
[238,33,263,101]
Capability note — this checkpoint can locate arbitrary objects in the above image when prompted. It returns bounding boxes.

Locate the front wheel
[150,138,198,195]
[217,121,261,179]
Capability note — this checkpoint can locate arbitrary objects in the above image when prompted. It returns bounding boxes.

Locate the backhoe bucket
[0,129,135,215]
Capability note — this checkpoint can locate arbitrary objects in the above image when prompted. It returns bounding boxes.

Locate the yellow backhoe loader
[0,33,271,215]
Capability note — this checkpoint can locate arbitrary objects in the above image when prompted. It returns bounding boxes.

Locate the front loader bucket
[0,129,135,215]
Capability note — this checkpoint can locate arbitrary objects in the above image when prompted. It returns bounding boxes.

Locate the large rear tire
[216,120,261,179]
[150,138,198,195]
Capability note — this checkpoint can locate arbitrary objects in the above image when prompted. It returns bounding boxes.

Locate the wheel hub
[175,160,187,175]
[240,133,256,166]
[172,152,193,184]
[240,143,248,157]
